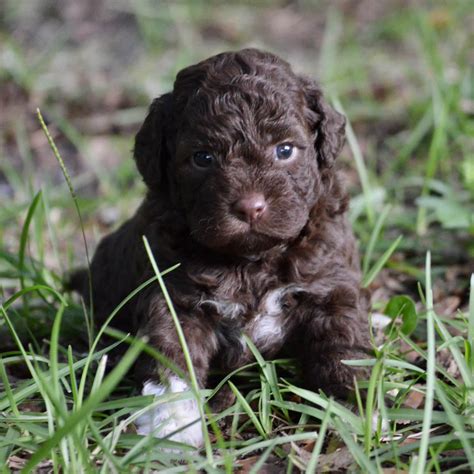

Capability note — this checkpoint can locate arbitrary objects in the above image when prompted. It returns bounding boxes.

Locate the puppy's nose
[232,193,268,223]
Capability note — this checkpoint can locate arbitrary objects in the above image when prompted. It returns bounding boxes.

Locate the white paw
[136,376,203,448]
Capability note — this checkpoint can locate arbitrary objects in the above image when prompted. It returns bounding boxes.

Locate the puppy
[71,48,370,447]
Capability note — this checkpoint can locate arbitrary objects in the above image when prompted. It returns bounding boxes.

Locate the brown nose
[232,193,268,223]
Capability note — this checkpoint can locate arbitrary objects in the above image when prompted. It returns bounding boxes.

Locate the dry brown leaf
[8,456,26,470]
[235,454,285,473]
[437,348,461,379]
[300,439,316,452]
[434,296,461,317]
[316,446,355,472]
[403,387,425,409]
[235,455,260,472]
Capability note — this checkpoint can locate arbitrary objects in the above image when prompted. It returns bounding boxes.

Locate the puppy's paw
[208,384,236,412]
[136,376,203,448]
[307,351,369,400]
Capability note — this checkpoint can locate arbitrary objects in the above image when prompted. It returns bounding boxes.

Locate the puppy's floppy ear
[134,93,173,189]
[300,77,346,168]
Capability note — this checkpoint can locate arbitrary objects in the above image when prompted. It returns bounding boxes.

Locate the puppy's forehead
[176,78,307,148]
[182,71,302,113]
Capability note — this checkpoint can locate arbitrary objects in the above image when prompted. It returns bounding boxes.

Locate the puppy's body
[72,49,370,445]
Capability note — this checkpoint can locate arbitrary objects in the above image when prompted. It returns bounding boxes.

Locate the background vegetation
[1,0,473,471]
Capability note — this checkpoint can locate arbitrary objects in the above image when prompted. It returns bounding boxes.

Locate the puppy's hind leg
[295,285,371,400]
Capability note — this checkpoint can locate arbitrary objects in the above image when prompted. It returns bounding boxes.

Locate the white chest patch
[252,314,283,345]
[262,288,285,315]
[250,288,288,351]
[135,376,203,448]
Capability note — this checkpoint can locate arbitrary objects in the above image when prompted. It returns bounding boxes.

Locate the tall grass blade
[243,334,287,421]
[334,98,375,225]
[249,441,278,474]
[18,190,42,291]
[2,284,67,310]
[36,108,94,332]
[435,380,474,470]
[305,399,332,473]
[362,205,391,277]
[142,236,214,464]
[416,86,447,235]
[35,109,90,266]
[469,274,474,374]
[364,358,383,454]
[285,383,364,434]
[414,251,436,474]
[362,235,402,287]
[228,381,267,439]
[0,358,20,417]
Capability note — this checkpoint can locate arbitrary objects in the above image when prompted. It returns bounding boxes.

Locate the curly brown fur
[70,48,370,405]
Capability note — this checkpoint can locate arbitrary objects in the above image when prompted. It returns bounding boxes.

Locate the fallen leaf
[403,386,425,409]
[316,446,355,472]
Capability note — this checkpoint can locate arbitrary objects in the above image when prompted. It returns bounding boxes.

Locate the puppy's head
[134,49,345,256]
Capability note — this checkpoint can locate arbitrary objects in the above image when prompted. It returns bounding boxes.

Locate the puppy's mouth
[189,214,304,256]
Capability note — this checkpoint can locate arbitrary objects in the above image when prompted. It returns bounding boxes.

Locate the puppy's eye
[275,143,294,160]
[192,151,215,168]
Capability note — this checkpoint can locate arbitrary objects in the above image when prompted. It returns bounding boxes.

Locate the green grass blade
[284,383,364,434]
[248,440,278,474]
[18,189,43,291]
[67,346,79,407]
[333,98,375,225]
[342,357,425,374]
[434,380,474,470]
[243,334,288,421]
[88,418,122,472]
[362,235,402,288]
[432,313,473,391]
[233,432,319,458]
[362,205,391,277]
[469,274,474,373]
[228,380,267,439]
[0,358,20,417]
[49,303,66,403]
[2,284,68,310]
[414,252,436,474]
[305,399,333,473]
[364,358,383,454]
[36,108,92,284]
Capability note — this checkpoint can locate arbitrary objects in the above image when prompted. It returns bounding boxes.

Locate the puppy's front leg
[136,296,219,448]
[297,285,370,399]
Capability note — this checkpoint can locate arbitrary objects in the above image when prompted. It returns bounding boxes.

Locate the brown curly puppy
[71,48,370,447]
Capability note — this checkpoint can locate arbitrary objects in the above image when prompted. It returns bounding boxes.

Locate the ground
[0,0,473,472]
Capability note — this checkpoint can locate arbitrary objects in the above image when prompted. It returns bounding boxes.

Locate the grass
[1,0,473,472]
